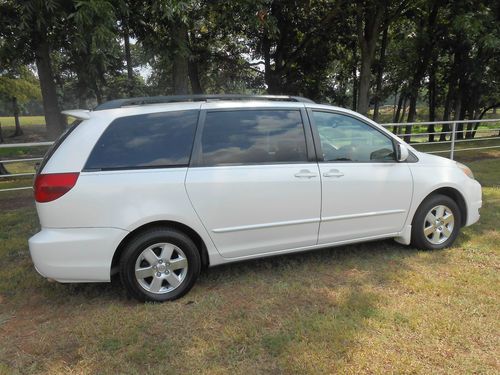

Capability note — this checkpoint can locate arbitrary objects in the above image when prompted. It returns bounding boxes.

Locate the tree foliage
[0,0,498,139]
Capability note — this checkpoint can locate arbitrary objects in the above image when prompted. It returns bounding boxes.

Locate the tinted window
[313,112,395,162]
[199,110,307,166]
[85,110,198,170]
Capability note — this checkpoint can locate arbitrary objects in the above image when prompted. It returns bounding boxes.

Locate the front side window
[313,111,395,162]
[85,110,198,170]
[198,110,308,166]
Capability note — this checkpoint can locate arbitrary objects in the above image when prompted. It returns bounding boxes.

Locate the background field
[0,116,46,127]
[0,154,498,374]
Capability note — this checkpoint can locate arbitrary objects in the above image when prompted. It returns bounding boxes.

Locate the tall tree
[356,0,387,115]
[0,1,69,138]
[403,0,441,142]
[0,68,41,137]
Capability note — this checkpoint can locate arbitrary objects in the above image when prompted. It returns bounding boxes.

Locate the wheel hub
[423,204,455,245]
[134,242,188,294]
[157,263,167,273]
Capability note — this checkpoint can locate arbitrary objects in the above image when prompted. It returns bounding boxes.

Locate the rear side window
[85,110,198,171]
[37,120,82,175]
[198,110,307,166]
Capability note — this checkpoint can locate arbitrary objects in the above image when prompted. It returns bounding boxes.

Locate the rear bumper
[29,227,128,282]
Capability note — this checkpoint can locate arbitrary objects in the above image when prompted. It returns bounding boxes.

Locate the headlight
[456,162,474,179]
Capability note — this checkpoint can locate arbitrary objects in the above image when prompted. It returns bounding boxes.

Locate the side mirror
[397,143,409,162]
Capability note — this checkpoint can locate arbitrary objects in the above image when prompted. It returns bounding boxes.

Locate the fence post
[450,122,456,160]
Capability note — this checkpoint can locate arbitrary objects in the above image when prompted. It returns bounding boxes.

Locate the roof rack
[94,94,314,110]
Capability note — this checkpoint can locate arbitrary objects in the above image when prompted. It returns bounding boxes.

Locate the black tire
[119,227,201,302]
[411,194,461,250]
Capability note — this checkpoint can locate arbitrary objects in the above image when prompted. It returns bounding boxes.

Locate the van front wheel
[411,194,461,250]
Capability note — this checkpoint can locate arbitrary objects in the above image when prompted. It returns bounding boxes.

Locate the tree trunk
[471,103,500,138]
[188,59,203,94]
[0,122,10,174]
[0,163,8,175]
[92,79,103,104]
[35,38,65,139]
[0,123,7,173]
[454,91,463,140]
[357,52,372,115]
[352,63,358,111]
[404,1,440,142]
[123,19,134,95]
[373,19,389,122]
[392,89,398,122]
[392,93,401,134]
[12,96,23,137]
[427,54,437,142]
[440,84,453,141]
[262,31,284,94]
[404,93,419,142]
[397,95,408,136]
[394,93,404,123]
[357,4,385,116]
[393,94,407,135]
[172,22,190,95]
[465,109,474,139]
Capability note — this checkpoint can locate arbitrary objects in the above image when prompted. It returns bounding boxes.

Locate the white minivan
[29,95,482,302]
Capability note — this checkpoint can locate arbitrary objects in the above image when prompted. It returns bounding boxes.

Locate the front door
[310,110,413,244]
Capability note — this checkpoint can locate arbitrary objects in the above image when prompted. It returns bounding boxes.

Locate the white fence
[0,119,499,194]
[0,141,52,193]
[380,118,500,160]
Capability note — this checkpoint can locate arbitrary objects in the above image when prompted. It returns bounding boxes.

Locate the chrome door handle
[323,169,344,178]
[294,169,317,178]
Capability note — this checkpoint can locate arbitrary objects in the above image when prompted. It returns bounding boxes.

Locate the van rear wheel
[119,227,201,302]
[411,194,461,250]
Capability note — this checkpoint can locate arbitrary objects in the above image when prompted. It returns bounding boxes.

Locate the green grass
[0,146,48,186]
[0,159,499,374]
[373,105,500,124]
[414,138,500,161]
[0,116,45,127]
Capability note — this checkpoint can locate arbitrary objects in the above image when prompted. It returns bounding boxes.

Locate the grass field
[0,116,46,127]
[0,155,499,374]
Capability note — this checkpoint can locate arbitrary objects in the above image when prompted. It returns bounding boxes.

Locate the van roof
[93,95,315,111]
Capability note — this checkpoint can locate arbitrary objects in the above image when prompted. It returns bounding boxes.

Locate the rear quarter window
[37,119,82,175]
[84,110,199,171]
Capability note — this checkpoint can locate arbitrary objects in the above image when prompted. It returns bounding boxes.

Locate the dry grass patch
[0,159,499,374]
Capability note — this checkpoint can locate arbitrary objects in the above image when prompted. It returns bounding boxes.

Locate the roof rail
[94,94,314,110]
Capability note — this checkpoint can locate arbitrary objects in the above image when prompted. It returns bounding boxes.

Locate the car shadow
[36,237,448,305]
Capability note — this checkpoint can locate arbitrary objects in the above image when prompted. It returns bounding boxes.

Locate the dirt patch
[0,125,50,143]
[0,195,35,211]
[455,150,500,162]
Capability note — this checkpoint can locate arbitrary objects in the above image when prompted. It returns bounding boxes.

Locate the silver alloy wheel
[423,205,455,245]
[134,242,188,294]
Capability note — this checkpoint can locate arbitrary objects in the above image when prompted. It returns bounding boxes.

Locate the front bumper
[465,179,482,226]
[29,227,128,282]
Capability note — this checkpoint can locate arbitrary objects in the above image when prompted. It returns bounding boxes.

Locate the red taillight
[34,173,79,203]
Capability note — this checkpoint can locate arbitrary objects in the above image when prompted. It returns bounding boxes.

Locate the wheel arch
[111,220,210,276]
[419,187,467,227]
